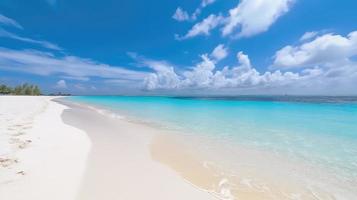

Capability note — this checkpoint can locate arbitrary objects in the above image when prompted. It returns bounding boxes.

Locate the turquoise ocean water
[67,96,357,199]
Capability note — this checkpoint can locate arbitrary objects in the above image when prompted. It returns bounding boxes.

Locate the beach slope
[0,96,216,200]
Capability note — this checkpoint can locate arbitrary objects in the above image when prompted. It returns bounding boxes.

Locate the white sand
[0,96,217,200]
[0,96,90,200]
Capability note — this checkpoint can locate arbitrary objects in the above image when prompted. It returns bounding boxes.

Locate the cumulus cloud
[268,30,357,94]
[210,44,228,62]
[274,31,357,68]
[142,51,309,91]
[179,14,223,39]
[0,47,148,82]
[139,37,357,94]
[55,80,67,89]
[131,55,181,90]
[172,7,190,22]
[0,14,23,29]
[180,0,294,39]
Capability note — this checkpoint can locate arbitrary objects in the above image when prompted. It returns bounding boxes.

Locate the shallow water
[68,96,357,199]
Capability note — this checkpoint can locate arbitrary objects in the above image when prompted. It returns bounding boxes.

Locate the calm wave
[67,96,357,199]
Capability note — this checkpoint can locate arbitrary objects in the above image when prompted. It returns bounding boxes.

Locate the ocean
[67,96,357,199]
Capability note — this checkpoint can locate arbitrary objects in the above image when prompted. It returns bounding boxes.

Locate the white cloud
[300,31,318,42]
[180,0,294,39]
[191,0,216,20]
[173,0,216,22]
[142,51,306,91]
[0,47,149,82]
[134,56,181,90]
[201,0,216,8]
[267,31,357,94]
[179,14,223,39]
[0,14,23,29]
[222,0,294,37]
[0,28,62,50]
[140,40,357,94]
[180,54,216,88]
[55,80,67,89]
[172,7,190,22]
[274,31,357,68]
[60,76,90,81]
[210,44,228,62]
[0,14,61,50]
[183,52,303,89]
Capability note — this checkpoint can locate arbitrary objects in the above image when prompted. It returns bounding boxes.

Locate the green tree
[6,86,12,94]
[0,83,41,95]
[20,84,27,95]
[24,84,32,95]
[0,84,12,94]
[33,85,41,95]
[13,85,22,95]
[0,84,6,94]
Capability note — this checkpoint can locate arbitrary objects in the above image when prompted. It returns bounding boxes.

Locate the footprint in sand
[18,140,32,149]
[7,123,33,135]
[0,158,18,168]
[13,124,24,128]
[7,127,16,131]
[9,137,21,144]
[21,126,33,130]
[9,138,32,149]
[16,171,25,176]
[10,131,26,136]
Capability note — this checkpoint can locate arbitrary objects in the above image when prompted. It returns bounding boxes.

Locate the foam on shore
[150,133,357,200]
[66,95,357,200]
[57,99,218,200]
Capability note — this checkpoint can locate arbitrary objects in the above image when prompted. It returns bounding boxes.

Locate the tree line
[0,83,41,95]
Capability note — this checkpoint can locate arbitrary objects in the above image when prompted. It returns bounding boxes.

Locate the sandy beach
[0,96,217,200]
[1,1,357,199]
[2,96,356,200]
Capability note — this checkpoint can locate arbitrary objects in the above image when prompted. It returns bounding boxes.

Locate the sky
[0,0,357,95]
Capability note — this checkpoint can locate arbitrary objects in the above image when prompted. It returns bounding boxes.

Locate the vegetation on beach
[0,84,41,95]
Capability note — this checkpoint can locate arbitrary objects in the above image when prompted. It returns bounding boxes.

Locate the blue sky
[0,0,357,95]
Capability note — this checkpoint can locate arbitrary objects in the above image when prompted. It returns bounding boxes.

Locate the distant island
[48,92,72,96]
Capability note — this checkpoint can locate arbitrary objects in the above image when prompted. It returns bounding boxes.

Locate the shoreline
[58,98,231,199]
[61,97,357,200]
[57,99,321,200]
[2,96,356,200]
[1,96,218,200]
[57,98,218,200]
